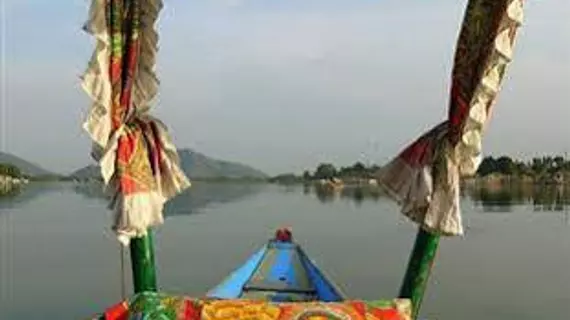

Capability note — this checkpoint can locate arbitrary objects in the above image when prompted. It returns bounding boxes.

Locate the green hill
[70,148,268,181]
[0,151,55,177]
[177,149,267,180]
[69,164,100,180]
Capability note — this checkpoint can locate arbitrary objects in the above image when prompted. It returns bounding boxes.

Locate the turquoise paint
[206,246,268,299]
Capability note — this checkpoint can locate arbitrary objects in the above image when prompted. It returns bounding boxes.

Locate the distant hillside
[0,151,54,177]
[70,164,100,180]
[70,149,268,180]
[178,149,267,180]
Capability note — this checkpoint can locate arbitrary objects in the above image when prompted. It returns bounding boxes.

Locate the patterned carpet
[92,292,411,320]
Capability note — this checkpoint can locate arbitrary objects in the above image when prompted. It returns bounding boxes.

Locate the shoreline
[0,175,28,196]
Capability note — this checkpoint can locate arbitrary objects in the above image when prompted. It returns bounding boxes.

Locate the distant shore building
[552,171,564,185]
[0,174,26,194]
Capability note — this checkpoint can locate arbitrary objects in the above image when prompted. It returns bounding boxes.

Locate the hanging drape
[81,0,190,245]
[377,0,524,236]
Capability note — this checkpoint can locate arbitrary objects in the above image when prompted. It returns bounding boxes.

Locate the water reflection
[301,183,569,213]
[4,181,569,215]
[532,185,567,212]
[72,181,107,200]
[0,182,68,211]
[0,185,23,198]
[309,184,386,205]
[164,183,264,216]
[468,184,569,212]
[71,181,265,216]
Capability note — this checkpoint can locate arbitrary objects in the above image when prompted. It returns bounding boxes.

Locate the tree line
[269,155,570,184]
[304,162,381,180]
[477,155,570,177]
[0,163,22,178]
[269,162,381,184]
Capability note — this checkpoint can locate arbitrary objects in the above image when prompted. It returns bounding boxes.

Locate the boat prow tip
[274,227,293,243]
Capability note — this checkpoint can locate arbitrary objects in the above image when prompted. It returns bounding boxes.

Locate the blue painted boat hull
[207,232,345,302]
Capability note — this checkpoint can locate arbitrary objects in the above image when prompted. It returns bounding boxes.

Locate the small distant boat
[317,178,345,191]
[207,228,345,302]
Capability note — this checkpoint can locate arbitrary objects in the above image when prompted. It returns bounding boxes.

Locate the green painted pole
[399,227,441,319]
[129,230,158,293]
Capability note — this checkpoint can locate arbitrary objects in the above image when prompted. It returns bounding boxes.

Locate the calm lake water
[0,182,569,319]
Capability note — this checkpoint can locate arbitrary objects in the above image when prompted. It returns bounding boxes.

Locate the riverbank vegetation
[478,155,570,176]
[0,163,25,195]
[0,163,22,178]
[269,162,379,185]
[301,180,569,210]
[270,155,570,186]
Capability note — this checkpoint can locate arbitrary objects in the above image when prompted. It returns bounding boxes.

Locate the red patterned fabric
[277,301,367,319]
[93,293,411,320]
[103,301,129,320]
[447,0,512,146]
[376,0,525,236]
[82,0,190,245]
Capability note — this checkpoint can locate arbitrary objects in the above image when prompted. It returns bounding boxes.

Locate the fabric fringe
[454,0,524,178]
[81,0,190,245]
[377,0,524,236]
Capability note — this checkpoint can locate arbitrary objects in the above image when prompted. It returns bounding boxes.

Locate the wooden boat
[320,178,345,192]
[92,229,412,320]
[80,0,525,319]
[206,228,345,302]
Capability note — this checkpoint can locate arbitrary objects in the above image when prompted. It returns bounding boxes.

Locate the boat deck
[93,230,412,319]
[94,292,412,320]
[207,230,345,303]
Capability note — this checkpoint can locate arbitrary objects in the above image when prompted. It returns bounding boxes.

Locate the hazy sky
[1,0,569,175]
